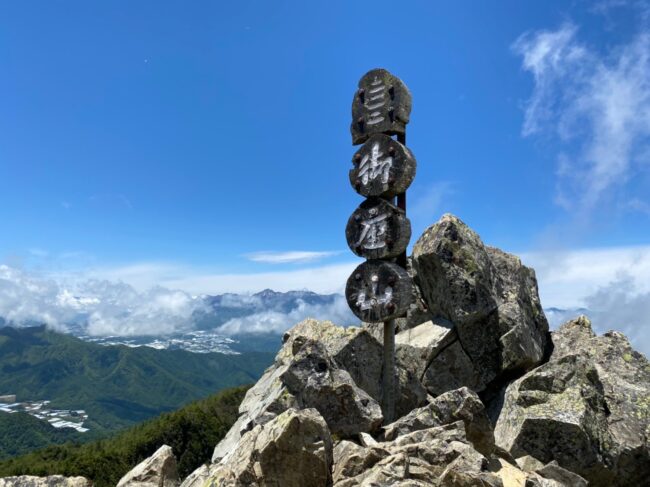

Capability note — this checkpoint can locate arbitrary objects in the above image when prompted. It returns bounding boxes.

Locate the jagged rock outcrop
[411,214,550,395]
[212,318,427,462]
[382,387,495,456]
[194,408,333,487]
[332,421,503,486]
[0,477,91,487]
[117,444,180,487]
[495,316,650,486]
[211,320,383,462]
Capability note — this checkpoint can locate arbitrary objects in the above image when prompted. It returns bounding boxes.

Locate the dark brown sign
[345,260,413,322]
[351,68,412,145]
[349,134,416,198]
[345,198,411,260]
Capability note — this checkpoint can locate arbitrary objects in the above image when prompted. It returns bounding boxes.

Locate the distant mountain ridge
[0,287,589,356]
[0,289,346,354]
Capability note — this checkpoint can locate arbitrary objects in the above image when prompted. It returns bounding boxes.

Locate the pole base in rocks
[382,319,396,424]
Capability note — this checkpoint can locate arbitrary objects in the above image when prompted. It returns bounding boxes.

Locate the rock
[332,440,389,484]
[212,319,385,462]
[395,318,456,378]
[205,408,333,487]
[383,387,495,455]
[495,316,650,486]
[535,461,587,487]
[282,319,425,420]
[211,359,298,462]
[281,339,383,436]
[334,421,503,486]
[515,455,544,473]
[178,464,209,487]
[411,214,549,393]
[358,432,378,447]
[117,445,180,487]
[0,477,91,487]
[422,340,484,398]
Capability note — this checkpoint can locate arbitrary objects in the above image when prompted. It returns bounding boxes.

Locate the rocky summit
[11,214,649,486]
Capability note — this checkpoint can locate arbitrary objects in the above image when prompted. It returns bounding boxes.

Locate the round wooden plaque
[345,198,411,260]
[349,134,416,198]
[351,68,412,145]
[345,260,413,322]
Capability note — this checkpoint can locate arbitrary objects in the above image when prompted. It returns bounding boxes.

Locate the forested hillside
[0,326,272,440]
[0,412,85,460]
[0,385,248,487]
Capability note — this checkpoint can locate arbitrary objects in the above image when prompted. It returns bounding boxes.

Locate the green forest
[0,326,273,435]
[0,385,248,487]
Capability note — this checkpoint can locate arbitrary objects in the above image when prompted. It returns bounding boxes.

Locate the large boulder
[117,445,180,487]
[411,214,549,393]
[203,408,333,487]
[280,339,383,437]
[284,319,426,418]
[0,477,90,487]
[494,316,650,486]
[212,319,385,463]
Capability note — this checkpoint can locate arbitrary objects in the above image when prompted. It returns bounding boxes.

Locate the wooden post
[382,318,396,423]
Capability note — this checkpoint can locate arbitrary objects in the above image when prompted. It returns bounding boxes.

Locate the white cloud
[582,273,650,354]
[522,245,650,309]
[0,264,206,337]
[521,245,650,355]
[0,259,361,337]
[217,295,357,335]
[513,22,650,213]
[81,261,359,295]
[244,250,341,264]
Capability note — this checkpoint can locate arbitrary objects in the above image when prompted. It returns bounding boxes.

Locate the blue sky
[1,1,650,347]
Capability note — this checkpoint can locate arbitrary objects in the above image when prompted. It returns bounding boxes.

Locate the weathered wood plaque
[351,68,412,145]
[345,260,413,322]
[345,198,411,260]
[349,134,416,198]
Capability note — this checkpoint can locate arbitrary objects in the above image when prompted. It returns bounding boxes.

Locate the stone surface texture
[116,445,180,487]
[201,408,333,487]
[411,214,550,394]
[0,478,91,487]
[495,315,650,486]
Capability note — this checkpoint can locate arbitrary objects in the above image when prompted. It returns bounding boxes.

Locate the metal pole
[382,318,396,423]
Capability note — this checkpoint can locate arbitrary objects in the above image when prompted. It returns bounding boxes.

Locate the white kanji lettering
[359,142,392,186]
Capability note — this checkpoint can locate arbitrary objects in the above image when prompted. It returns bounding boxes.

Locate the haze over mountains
[0,262,355,344]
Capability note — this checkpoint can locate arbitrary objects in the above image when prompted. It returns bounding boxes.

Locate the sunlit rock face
[411,213,550,394]
[495,316,650,486]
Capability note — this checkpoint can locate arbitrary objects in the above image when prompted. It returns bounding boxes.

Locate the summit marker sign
[344,69,417,422]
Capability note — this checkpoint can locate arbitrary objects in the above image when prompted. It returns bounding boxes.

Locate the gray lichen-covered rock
[205,408,333,487]
[411,214,549,393]
[333,421,503,486]
[394,318,456,379]
[280,339,383,436]
[0,477,91,487]
[383,387,495,456]
[494,316,650,486]
[212,319,386,462]
[282,319,425,421]
[117,445,180,487]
